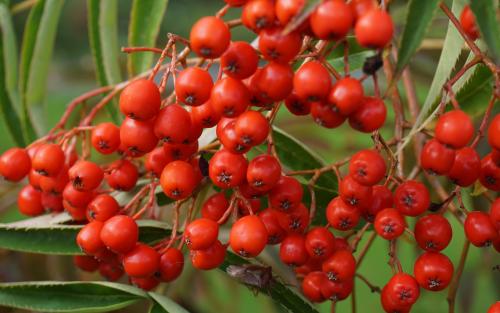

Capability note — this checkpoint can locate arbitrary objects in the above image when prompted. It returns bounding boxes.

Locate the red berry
[381,284,412,313]
[68,161,103,191]
[275,0,305,25]
[322,249,356,282]
[492,148,500,167]
[464,211,499,247]
[488,302,500,313]
[120,117,158,157]
[329,78,364,116]
[41,192,63,212]
[479,154,500,191]
[221,41,259,80]
[246,155,281,192]
[269,175,303,211]
[284,92,311,116]
[123,243,160,278]
[259,208,287,244]
[209,149,248,189]
[99,261,123,281]
[106,160,138,191]
[305,227,335,260]
[348,96,387,132]
[160,160,198,200]
[280,234,308,266]
[225,0,247,6]
[100,215,139,254]
[230,215,268,257]
[349,0,377,20]
[394,180,430,217]
[39,167,68,194]
[154,104,191,144]
[310,0,353,40]
[219,119,250,154]
[259,27,302,64]
[435,110,474,149]
[488,114,500,150]
[293,61,331,102]
[339,175,372,208]
[201,192,229,223]
[184,218,219,250]
[91,123,120,154]
[18,185,44,216]
[242,0,276,32]
[73,255,99,272]
[32,144,65,177]
[191,101,221,129]
[190,16,230,58]
[354,9,393,48]
[254,62,294,101]
[311,101,346,128]
[414,214,452,252]
[374,208,406,240]
[175,67,213,106]
[190,240,226,270]
[349,149,386,186]
[0,148,31,182]
[77,221,105,255]
[326,197,361,231]
[321,277,353,301]
[420,139,456,175]
[234,110,270,146]
[384,273,420,307]
[447,147,481,187]
[87,194,120,222]
[145,147,169,177]
[490,198,500,230]
[277,203,310,234]
[63,183,94,208]
[413,252,453,291]
[130,276,159,291]
[360,185,393,222]
[159,248,184,282]
[302,271,327,302]
[459,5,479,41]
[119,79,161,120]
[211,77,250,118]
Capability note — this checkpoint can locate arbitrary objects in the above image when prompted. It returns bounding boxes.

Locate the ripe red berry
[159,248,184,282]
[464,211,499,247]
[87,194,120,222]
[447,147,481,187]
[361,185,393,222]
[488,114,500,150]
[479,154,500,191]
[349,149,386,186]
[145,147,169,177]
[413,252,453,291]
[269,175,303,211]
[354,9,394,48]
[394,180,430,217]
[459,5,479,41]
[0,148,31,182]
[275,0,305,25]
[209,149,248,189]
[184,218,219,250]
[99,261,123,281]
[219,119,250,154]
[120,117,158,157]
[329,78,364,116]
[100,215,139,254]
[91,123,120,154]
[277,203,310,234]
[73,255,99,272]
[258,208,287,244]
[77,221,105,255]
[18,185,44,216]
[321,277,353,302]
[190,16,230,58]
[190,240,226,270]
[201,192,229,223]
[119,79,161,120]
[311,102,346,128]
[175,67,213,106]
[279,234,308,266]
[310,0,353,40]
[381,285,412,313]
[62,183,95,208]
[492,148,500,167]
[259,27,302,64]
[225,0,247,6]
[64,200,87,221]
[68,161,103,191]
[123,243,160,278]
[230,215,268,257]
[322,249,356,282]
[302,271,327,303]
[420,139,456,175]
[348,96,387,132]
[234,110,270,146]
[32,144,65,177]
[490,198,500,230]
[242,0,276,32]
[293,61,331,102]
[305,227,335,260]
[414,214,452,252]
[284,92,311,116]
[384,273,420,307]
[190,101,221,129]
[349,0,377,20]
[339,175,372,208]
[221,41,259,80]
[41,192,63,212]
[254,62,294,102]
[326,197,361,231]
[39,167,68,194]
[435,109,474,149]
[160,160,198,200]
[154,104,191,144]
[488,302,500,313]
[374,208,406,240]
[130,276,159,291]
[211,77,250,118]
[246,155,281,192]
[106,159,138,191]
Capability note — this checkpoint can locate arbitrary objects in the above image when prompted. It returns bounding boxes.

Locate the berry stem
[355,273,381,293]
[446,240,470,313]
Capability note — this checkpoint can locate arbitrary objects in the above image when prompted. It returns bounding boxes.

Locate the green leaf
[328,50,376,74]
[128,0,169,76]
[148,292,190,313]
[220,252,320,313]
[456,64,495,116]
[0,2,25,146]
[20,0,65,137]
[0,281,146,313]
[395,0,440,73]
[87,0,122,123]
[470,0,500,63]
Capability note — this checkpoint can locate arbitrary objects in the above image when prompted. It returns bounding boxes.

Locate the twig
[447,240,470,313]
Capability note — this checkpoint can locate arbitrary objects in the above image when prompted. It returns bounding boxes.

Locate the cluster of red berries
[0,0,499,311]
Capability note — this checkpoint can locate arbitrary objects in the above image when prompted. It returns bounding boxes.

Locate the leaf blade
[469,0,500,63]
[148,292,190,313]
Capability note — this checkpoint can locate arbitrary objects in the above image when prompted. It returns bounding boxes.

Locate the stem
[350,222,371,252]
[356,232,376,266]
[355,273,381,293]
[351,279,356,313]
[447,240,470,313]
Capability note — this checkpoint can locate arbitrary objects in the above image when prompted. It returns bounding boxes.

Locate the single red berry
[447,147,481,187]
[230,215,269,257]
[159,248,184,282]
[275,0,305,25]
[91,123,120,154]
[339,175,373,208]
[190,240,227,270]
[246,154,281,192]
[225,0,247,6]
[295,257,322,277]
[284,92,311,116]
[259,208,287,244]
[68,161,103,191]
[160,160,198,200]
[175,67,213,106]
[269,175,303,211]
[490,198,500,230]
[381,285,412,313]
[32,143,65,177]
[329,77,364,116]
[489,114,500,150]
[123,243,160,278]
[279,234,308,266]
[310,0,353,40]
[163,141,198,161]
[459,5,479,40]
[77,220,105,255]
[219,119,251,154]
[413,251,453,291]
[154,104,191,144]
[254,62,294,102]
[100,215,139,254]
[321,277,353,302]
[488,302,500,313]
[374,208,406,240]
[106,160,138,191]
[190,16,230,58]
[190,101,221,129]
[41,192,64,212]
[221,41,259,79]
[130,276,159,291]
[302,271,327,303]
[73,255,99,272]
[384,273,420,307]
[414,214,452,252]
[211,77,250,118]
[234,110,270,146]
[184,218,219,250]
[64,200,88,221]
[99,262,123,281]
[62,183,95,208]
[201,192,229,223]
[349,149,386,186]
[39,167,68,194]
[322,249,356,282]
[311,102,346,128]
[259,27,302,64]
[293,61,331,102]
[464,211,499,247]
[277,203,310,233]
[120,117,158,157]
[492,148,500,167]
[361,185,393,222]
[145,147,169,177]
[348,96,387,132]
[119,79,161,120]
[349,0,377,20]
[305,227,335,260]
[326,197,361,231]
[18,185,44,216]
[435,109,474,149]
[420,139,456,175]
[354,9,394,48]
[479,154,500,191]
[394,180,430,217]
[242,0,276,32]
[209,149,248,189]
[87,194,120,222]
[28,168,44,190]
[0,148,31,182]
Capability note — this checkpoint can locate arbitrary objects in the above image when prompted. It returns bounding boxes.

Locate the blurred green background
[0,1,498,313]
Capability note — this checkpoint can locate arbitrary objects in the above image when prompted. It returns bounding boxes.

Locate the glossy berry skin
[159,248,184,282]
[361,185,393,222]
[460,5,479,41]
[39,166,68,194]
[489,114,500,150]
[381,285,412,313]
[302,271,327,303]
[447,147,480,187]
[322,249,356,282]
[100,215,139,254]
[18,185,44,216]
[62,184,94,209]
[190,240,226,270]
[277,203,310,234]
[99,262,123,281]
[348,97,387,132]
[339,175,372,208]
[209,149,248,189]
[234,110,269,146]
[305,227,335,260]
[435,110,474,149]
[229,215,268,257]
[106,160,138,191]
[154,104,191,144]
[349,149,386,186]
[464,211,499,247]
[374,208,406,240]
[73,255,99,272]
[384,273,420,307]
[258,208,286,244]
[490,198,500,230]
[321,277,353,301]
[275,0,305,25]
[279,234,308,266]
[77,221,105,255]
[479,154,500,191]
[269,176,303,212]
[492,149,500,167]
[246,155,281,192]
[293,61,331,102]
[190,101,221,129]
[160,161,198,200]
[488,302,500,313]
[87,194,120,222]
[285,92,311,116]
[145,147,169,178]
[414,252,453,291]
[120,118,158,157]
[201,193,229,223]
[242,0,276,32]
[211,77,250,118]
[326,197,361,231]
[329,78,364,116]
[68,161,103,191]
[123,244,160,278]
[394,180,430,217]
[311,102,346,128]
[221,41,258,80]
[41,192,63,212]
[310,0,353,40]
[190,16,230,58]
[0,148,31,182]
[219,120,250,154]
[350,0,377,20]
[130,277,159,291]
[254,62,294,102]
[414,214,452,252]
[225,0,247,6]
[119,79,160,120]
[354,9,394,48]
[32,144,65,177]
[420,139,456,175]
[91,123,120,154]
[175,67,213,106]
[184,218,219,250]
[259,27,302,64]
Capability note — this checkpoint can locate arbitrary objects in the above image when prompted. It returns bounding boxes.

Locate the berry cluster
[0,0,499,312]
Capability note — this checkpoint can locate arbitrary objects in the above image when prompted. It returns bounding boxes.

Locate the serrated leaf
[0,281,146,313]
[470,0,500,63]
[396,0,440,73]
[128,0,168,76]
[456,64,495,116]
[148,292,190,313]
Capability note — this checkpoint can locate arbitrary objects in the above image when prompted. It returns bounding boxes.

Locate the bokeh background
[0,1,498,312]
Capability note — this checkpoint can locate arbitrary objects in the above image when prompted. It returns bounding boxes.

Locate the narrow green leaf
[148,292,190,313]
[456,64,495,116]
[329,50,375,74]
[128,0,169,76]
[0,281,146,313]
[395,0,440,73]
[469,0,500,63]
